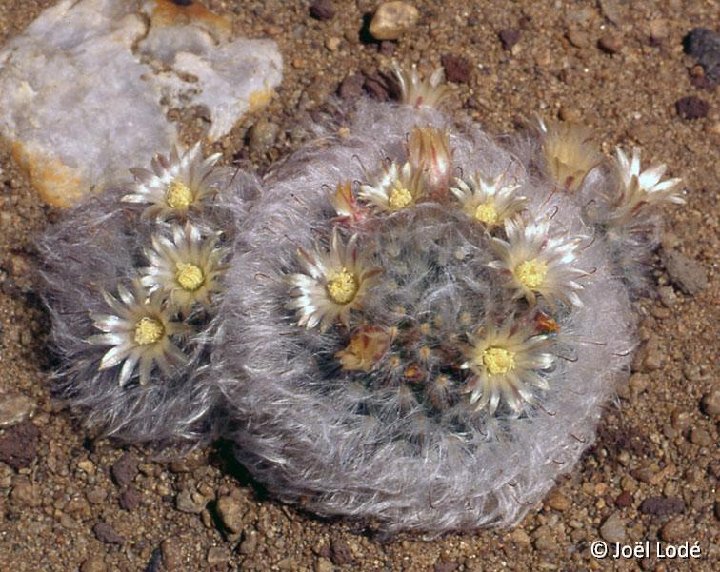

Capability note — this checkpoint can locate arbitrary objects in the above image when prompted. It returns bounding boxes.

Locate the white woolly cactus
[39,145,256,443]
[213,70,684,533]
[38,67,685,532]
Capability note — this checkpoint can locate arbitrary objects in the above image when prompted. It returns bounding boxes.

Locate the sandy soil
[0,0,718,571]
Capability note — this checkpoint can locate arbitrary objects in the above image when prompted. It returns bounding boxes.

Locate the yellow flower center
[482,346,515,375]
[326,267,359,304]
[133,317,164,346]
[515,260,548,290]
[166,180,193,209]
[388,185,413,210]
[176,263,205,291]
[474,202,498,225]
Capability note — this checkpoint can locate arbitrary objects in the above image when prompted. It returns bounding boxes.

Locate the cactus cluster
[39,68,684,532]
[39,144,256,443]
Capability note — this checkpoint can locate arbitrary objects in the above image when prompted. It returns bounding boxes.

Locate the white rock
[369,2,420,41]
[0,392,35,427]
[0,0,282,206]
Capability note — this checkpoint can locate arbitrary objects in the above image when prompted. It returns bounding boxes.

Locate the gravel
[1,1,719,570]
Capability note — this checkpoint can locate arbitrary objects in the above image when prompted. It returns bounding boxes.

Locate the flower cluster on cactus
[39,144,249,443]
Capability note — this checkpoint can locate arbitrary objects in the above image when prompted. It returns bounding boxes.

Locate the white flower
[462,320,555,415]
[140,223,228,313]
[407,127,453,197]
[359,162,424,212]
[121,143,222,220]
[88,281,187,386]
[394,64,450,109]
[608,147,685,225]
[451,172,527,228]
[330,181,368,225]
[489,218,587,307]
[288,229,381,331]
[539,119,602,191]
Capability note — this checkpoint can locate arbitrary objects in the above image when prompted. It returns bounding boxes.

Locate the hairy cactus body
[213,96,661,532]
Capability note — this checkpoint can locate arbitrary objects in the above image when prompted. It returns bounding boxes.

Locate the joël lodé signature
[591,540,702,560]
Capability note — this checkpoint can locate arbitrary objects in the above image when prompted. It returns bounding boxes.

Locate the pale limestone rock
[0,392,35,427]
[369,2,420,41]
[0,0,282,206]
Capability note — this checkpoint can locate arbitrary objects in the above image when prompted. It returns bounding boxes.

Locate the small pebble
[671,409,691,431]
[330,537,354,565]
[239,530,258,555]
[369,2,419,41]
[566,29,591,49]
[659,519,688,543]
[657,285,678,307]
[598,0,628,26]
[77,460,95,475]
[216,495,247,534]
[661,249,708,294]
[325,37,341,51]
[648,19,669,42]
[639,496,685,516]
[0,464,13,488]
[641,339,664,371]
[689,427,712,446]
[309,0,334,21]
[110,452,138,488]
[363,71,391,101]
[498,28,521,51]
[676,96,710,120]
[0,392,35,427]
[80,557,107,572]
[10,478,40,506]
[92,522,124,545]
[338,72,364,100]
[545,490,571,511]
[315,558,334,572]
[558,106,581,123]
[508,528,531,545]
[684,28,720,84]
[615,491,633,508]
[441,53,471,84]
[119,487,141,511]
[175,488,207,514]
[207,547,229,564]
[379,40,396,55]
[532,526,557,553]
[692,68,716,90]
[652,307,671,321]
[86,486,108,504]
[0,420,39,469]
[598,33,623,53]
[249,119,279,154]
[277,558,297,570]
[161,538,182,571]
[599,513,627,543]
[700,389,720,417]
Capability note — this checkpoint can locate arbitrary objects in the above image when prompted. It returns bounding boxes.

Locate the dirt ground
[1,0,718,571]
